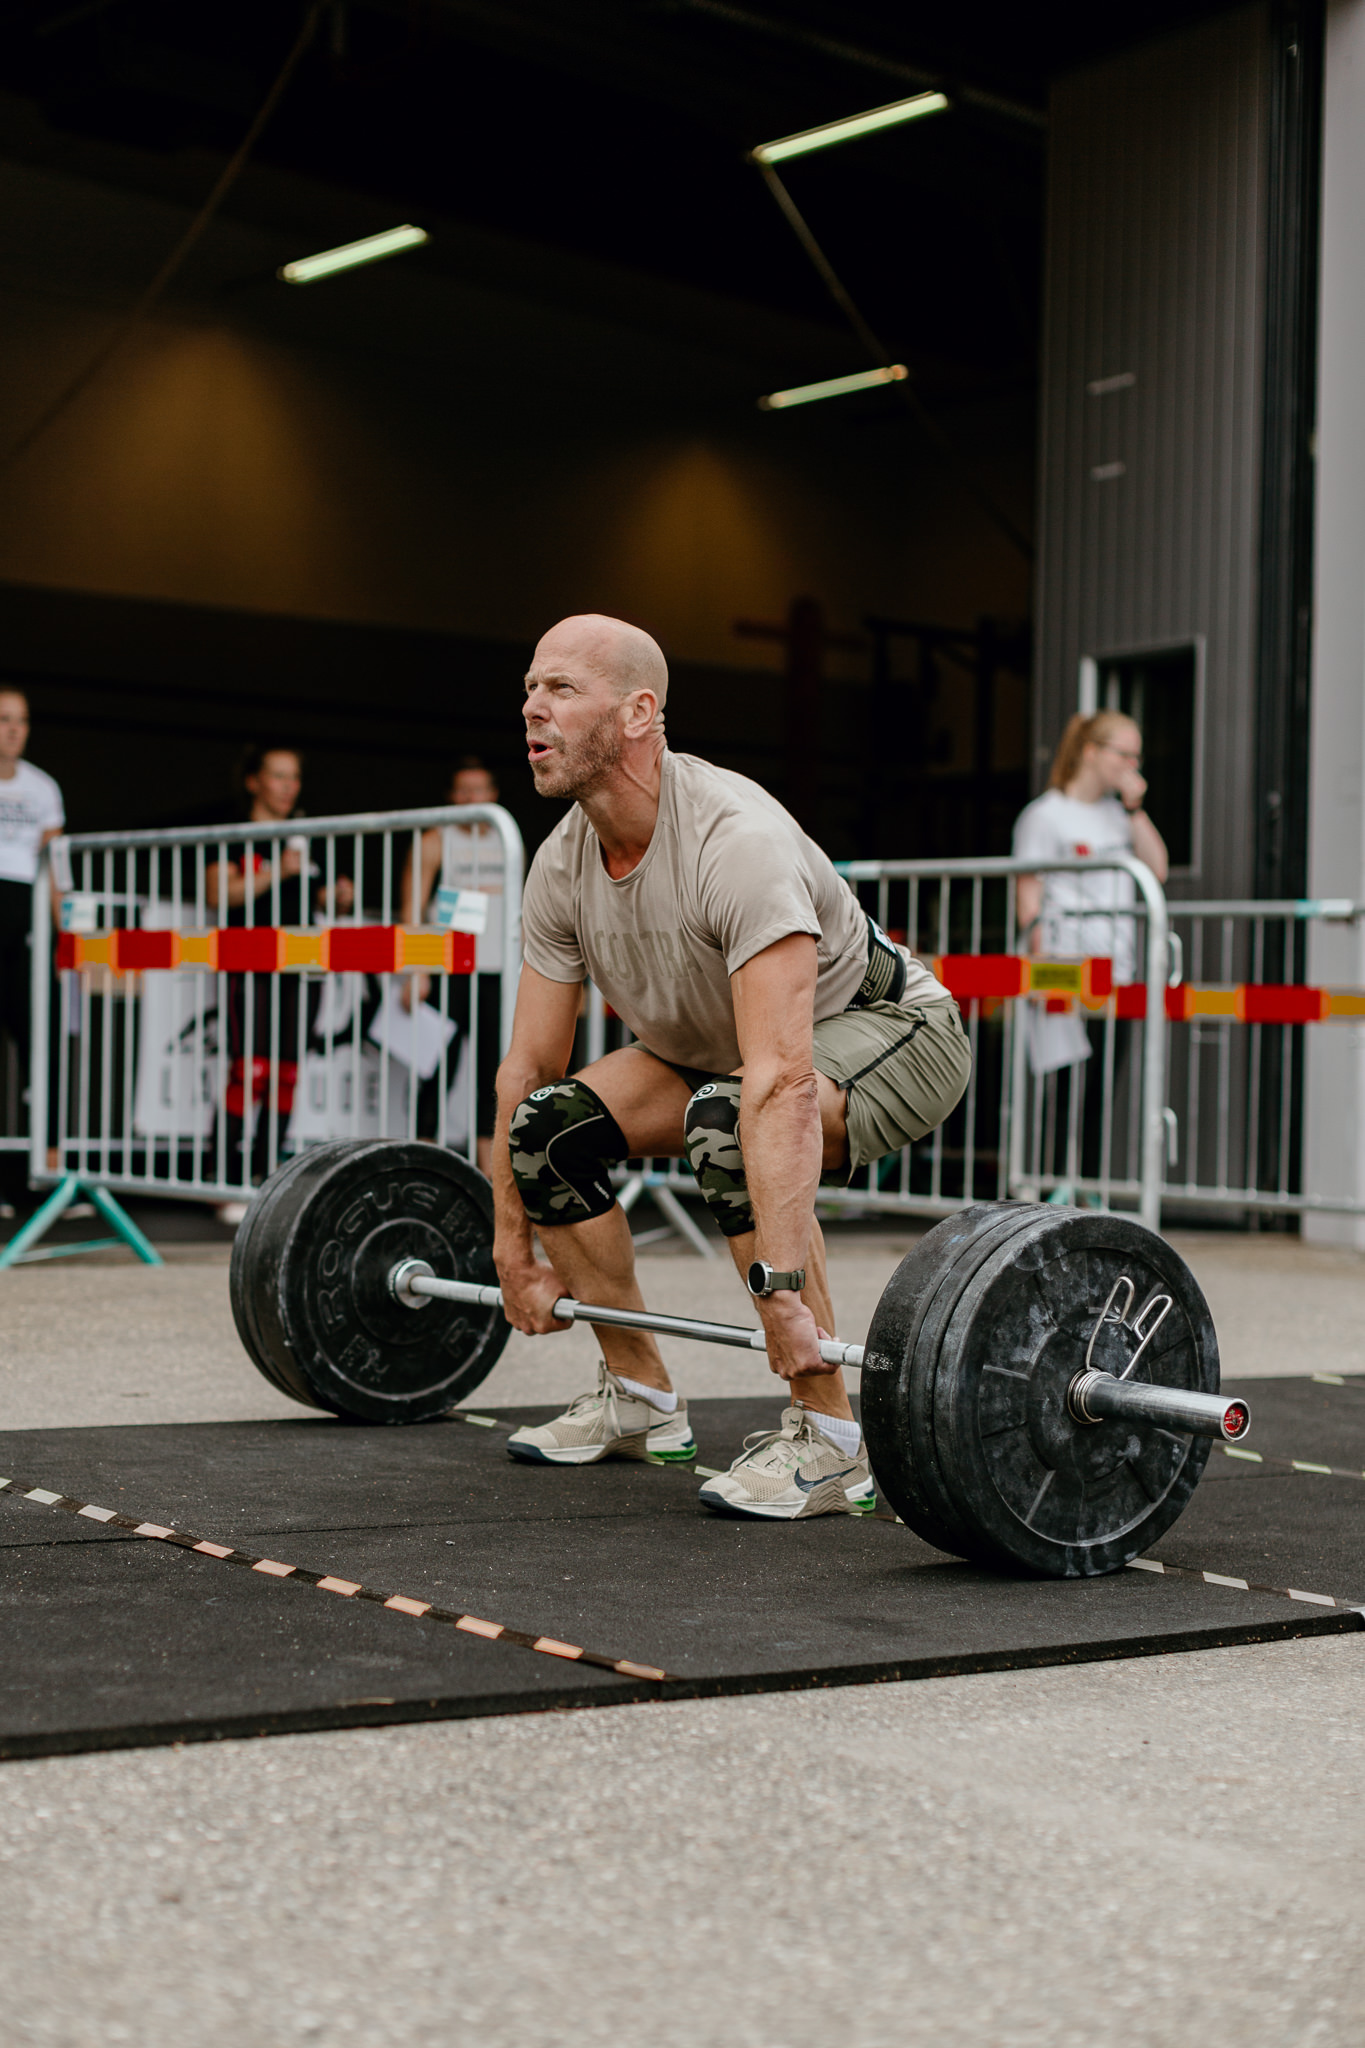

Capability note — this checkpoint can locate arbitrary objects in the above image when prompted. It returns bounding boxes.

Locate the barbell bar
[228,1141,1247,1577]
[387,1257,866,1367]
[388,1256,1249,1444]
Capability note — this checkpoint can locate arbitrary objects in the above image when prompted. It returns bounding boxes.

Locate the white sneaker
[215,1201,250,1229]
[506,1362,696,1466]
[698,1406,875,1520]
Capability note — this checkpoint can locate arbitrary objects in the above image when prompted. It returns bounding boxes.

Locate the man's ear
[624,689,658,738]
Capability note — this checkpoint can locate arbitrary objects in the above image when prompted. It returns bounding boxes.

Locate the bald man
[494,614,971,1517]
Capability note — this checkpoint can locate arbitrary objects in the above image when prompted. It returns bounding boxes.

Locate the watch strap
[749,1262,806,1295]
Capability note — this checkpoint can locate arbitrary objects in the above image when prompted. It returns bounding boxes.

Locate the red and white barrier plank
[57,925,475,976]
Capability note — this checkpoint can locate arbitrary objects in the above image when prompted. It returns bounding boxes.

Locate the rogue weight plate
[860,1204,1041,1560]
[232,1140,510,1422]
[229,1145,308,1398]
[230,1143,362,1407]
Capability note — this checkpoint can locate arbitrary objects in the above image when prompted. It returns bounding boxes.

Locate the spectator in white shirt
[403,757,506,965]
[0,686,63,1052]
[0,687,63,1207]
[402,757,505,1174]
[1011,711,1168,1190]
[1013,710,1168,981]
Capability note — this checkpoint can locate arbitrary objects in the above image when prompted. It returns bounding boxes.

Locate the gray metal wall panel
[1034,6,1268,895]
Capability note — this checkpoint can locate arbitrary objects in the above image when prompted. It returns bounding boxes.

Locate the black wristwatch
[747,1260,806,1298]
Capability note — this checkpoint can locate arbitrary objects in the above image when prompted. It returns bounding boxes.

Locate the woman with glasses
[1011,710,1169,1192]
[1014,711,1168,981]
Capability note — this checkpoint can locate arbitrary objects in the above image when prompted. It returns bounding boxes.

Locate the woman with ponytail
[1012,709,1168,985]
[1010,712,1169,1178]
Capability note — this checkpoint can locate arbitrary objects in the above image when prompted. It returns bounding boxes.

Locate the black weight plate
[230,1145,360,1405]
[230,1144,366,1408]
[860,1205,1032,1556]
[933,1211,1218,1577]
[252,1146,383,1408]
[861,1203,1045,1558]
[251,1139,510,1423]
[893,1204,1059,1563]
[229,1147,319,1400]
[897,1203,1061,1565]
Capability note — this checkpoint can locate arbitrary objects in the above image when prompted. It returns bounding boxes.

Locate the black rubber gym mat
[1215,1373,1365,1467]
[0,1380,1359,1760]
[1160,1373,1365,1592]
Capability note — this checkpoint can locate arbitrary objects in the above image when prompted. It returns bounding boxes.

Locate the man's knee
[508,1078,628,1227]
[682,1077,754,1238]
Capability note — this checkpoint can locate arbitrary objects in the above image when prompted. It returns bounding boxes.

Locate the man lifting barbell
[223,619,1250,1568]
[492,613,972,1517]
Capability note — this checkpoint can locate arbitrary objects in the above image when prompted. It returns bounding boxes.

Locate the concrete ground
[1,1212,1363,2044]
[0,1641,1360,2047]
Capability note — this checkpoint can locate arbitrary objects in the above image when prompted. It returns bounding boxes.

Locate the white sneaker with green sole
[697,1406,874,1519]
[506,1362,696,1466]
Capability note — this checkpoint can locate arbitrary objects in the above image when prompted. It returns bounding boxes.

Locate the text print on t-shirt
[591,929,691,982]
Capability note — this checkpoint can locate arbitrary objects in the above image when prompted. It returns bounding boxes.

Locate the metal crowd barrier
[805,875,1365,1228]
[1161,897,1365,1219]
[26,805,524,1208]
[21,809,1359,1238]
[840,855,1170,1231]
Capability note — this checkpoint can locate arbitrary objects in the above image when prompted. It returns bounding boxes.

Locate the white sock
[805,1408,862,1457]
[616,1373,678,1414]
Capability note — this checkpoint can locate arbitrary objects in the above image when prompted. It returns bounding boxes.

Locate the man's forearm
[741,1067,823,1275]
[491,1063,547,1268]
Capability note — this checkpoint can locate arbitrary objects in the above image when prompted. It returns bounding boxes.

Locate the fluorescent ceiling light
[759,363,908,411]
[751,91,948,165]
[278,224,429,285]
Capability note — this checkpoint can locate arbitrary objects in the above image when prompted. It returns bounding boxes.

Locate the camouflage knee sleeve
[682,1077,753,1239]
[508,1078,628,1227]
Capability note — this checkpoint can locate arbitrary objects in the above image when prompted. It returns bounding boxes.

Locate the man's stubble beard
[533,707,624,802]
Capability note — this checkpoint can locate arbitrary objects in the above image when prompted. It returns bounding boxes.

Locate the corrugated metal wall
[1034,5,1269,895]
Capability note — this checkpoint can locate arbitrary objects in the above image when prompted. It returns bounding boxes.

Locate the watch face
[747,1261,768,1294]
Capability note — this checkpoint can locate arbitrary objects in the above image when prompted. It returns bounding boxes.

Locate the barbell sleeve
[389,1260,867,1369]
[1069,1369,1250,1442]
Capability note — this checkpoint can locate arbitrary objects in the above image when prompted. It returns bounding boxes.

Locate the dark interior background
[0,0,1241,858]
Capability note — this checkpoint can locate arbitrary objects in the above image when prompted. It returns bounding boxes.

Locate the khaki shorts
[812,997,971,1172]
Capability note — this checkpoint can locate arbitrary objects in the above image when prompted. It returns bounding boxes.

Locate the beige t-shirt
[522,751,948,1072]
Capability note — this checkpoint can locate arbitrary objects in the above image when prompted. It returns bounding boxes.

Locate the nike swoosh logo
[795,1465,857,1493]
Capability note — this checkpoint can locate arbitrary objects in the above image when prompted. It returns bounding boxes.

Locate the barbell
[228,1138,1249,1579]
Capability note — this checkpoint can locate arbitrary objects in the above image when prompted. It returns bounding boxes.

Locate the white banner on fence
[133,904,218,1141]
